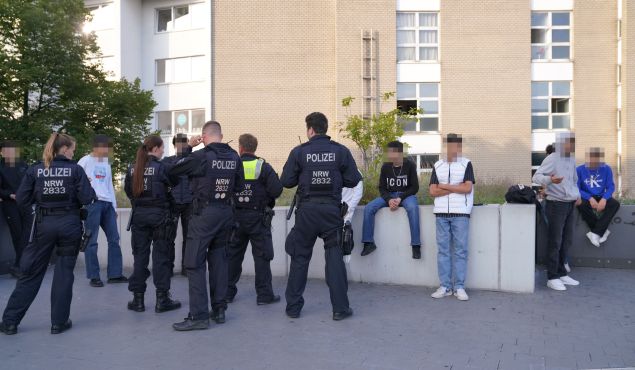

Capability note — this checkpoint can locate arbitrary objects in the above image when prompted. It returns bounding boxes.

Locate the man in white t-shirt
[78,135,127,287]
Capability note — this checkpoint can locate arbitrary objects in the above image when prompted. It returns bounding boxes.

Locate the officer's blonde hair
[43,133,75,169]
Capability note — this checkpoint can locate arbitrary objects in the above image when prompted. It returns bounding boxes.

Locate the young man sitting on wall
[360,141,421,259]
[576,147,620,247]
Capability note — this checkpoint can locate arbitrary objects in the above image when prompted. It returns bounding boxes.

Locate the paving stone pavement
[0,265,633,370]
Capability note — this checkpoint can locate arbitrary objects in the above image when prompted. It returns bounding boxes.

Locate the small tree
[339,92,419,173]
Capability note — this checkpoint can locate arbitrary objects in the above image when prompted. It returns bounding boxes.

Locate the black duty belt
[40,207,80,216]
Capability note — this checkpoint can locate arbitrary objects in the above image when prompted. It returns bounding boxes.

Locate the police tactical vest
[192,146,239,202]
[235,158,267,208]
[34,161,79,208]
[131,159,168,203]
[298,140,343,201]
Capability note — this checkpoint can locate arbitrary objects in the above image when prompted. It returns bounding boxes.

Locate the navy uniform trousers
[285,202,349,315]
[227,209,275,302]
[167,202,192,274]
[1,201,30,267]
[128,207,172,294]
[2,214,81,326]
[185,203,232,320]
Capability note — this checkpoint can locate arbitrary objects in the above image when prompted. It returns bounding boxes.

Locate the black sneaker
[173,316,210,331]
[412,245,421,260]
[51,320,72,335]
[210,308,226,324]
[0,322,17,335]
[257,295,281,305]
[90,279,104,287]
[333,308,353,321]
[286,311,300,319]
[361,243,377,256]
[107,276,128,284]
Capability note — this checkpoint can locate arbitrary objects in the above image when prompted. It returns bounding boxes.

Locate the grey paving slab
[0,266,633,370]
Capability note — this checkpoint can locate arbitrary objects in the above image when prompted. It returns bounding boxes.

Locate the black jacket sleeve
[15,166,35,208]
[378,165,391,202]
[262,162,283,200]
[124,166,133,200]
[168,151,206,178]
[233,154,244,193]
[76,166,97,206]
[340,147,362,188]
[0,170,8,200]
[400,160,419,200]
[280,147,300,189]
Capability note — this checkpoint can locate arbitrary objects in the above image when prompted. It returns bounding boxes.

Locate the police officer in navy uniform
[124,135,181,314]
[226,133,283,305]
[0,133,96,335]
[0,140,30,278]
[170,121,243,331]
[162,133,193,276]
[281,112,361,320]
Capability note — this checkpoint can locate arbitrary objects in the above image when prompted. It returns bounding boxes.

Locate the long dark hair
[132,135,163,197]
[43,133,75,168]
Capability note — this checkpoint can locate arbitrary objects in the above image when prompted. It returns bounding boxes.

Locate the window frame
[531,11,572,62]
[531,81,573,131]
[155,3,206,34]
[155,109,206,135]
[409,154,440,173]
[155,55,206,85]
[397,82,440,133]
[396,12,440,63]
[84,2,114,33]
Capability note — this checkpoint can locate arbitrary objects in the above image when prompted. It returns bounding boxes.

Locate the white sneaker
[600,229,611,243]
[564,262,571,273]
[547,279,567,291]
[559,275,579,286]
[454,288,469,301]
[431,287,453,299]
[586,232,601,247]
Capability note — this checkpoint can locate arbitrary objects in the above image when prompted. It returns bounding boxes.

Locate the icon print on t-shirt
[93,165,107,183]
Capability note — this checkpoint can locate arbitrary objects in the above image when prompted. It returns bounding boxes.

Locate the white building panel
[400,133,442,154]
[397,63,441,83]
[396,0,440,12]
[531,0,573,11]
[532,131,557,152]
[531,62,573,81]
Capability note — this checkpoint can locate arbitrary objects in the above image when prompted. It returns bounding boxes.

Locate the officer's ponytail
[132,135,163,198]
[43,132,75,168]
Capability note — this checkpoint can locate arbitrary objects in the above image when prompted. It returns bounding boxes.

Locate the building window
[397,12,438,62]
[531,151,549,175]
[156,3,205,33]
[84,3,114,33]
[531,12,571,61]
[531,81,571,130]
[156,109,206,134]
[156,56,205,84]
[409,154,439,173]
[397,82,439,132]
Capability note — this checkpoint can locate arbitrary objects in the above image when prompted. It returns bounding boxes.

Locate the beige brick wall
[440,0,532,183]
[573,1,618,174]
[623,0,635,196]
[212,0,337,172]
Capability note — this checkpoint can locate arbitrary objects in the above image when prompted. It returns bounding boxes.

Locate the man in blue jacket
[576,147,620,247]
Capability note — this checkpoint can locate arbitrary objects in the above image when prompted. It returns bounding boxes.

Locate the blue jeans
[435,216,469,290]
[362,193,421,246]
[84,200,123,280]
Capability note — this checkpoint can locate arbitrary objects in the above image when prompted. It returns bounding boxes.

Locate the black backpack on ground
[505,184,537,204]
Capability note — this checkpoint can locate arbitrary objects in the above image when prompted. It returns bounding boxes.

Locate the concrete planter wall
[1,204,538,292]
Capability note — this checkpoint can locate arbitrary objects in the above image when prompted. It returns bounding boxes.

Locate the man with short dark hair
[360,140,421,259]
[576,147,620,247]
[226,133,283,305]
[162,133,193,276]
[79,135,127,287]
[281,112,361,320]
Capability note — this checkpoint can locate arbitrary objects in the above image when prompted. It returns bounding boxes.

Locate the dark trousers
[227,209,275,302]
[128,207,172,294]
[285,203,349,315]
[2,214,81,326]
[1,201,29,267]
[167,203,191,273]
[577,197,620,236]
[184,204,232,320]
[546,200,575,280]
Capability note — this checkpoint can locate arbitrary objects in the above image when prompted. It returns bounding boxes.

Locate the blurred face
[587,152,603,168]
[386,148,403,164]
[175,141,188,153]
[446,142,462,161]
[62,142,76,160]
[1,146,18,162]
[93,144,110,158]
[562,138,575,156]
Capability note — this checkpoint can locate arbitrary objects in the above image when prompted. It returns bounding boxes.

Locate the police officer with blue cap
[226,133,283,305]
[169,121,243,331]
[281,112,362,320]
[0,133,96,335]
[124,135,182,314]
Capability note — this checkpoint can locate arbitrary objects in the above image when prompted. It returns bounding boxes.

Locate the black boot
[361,242,377,256]
[210,307,226,324]
[173,315,209,331]
[412,245,421,259]
[127,292,145,312]
[155,291,182,313]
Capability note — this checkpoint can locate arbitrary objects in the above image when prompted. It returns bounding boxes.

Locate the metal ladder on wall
[361,29,378,119]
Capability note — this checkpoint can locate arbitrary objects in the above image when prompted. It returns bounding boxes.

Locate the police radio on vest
[306,153,335,163]
[37,167,72,177]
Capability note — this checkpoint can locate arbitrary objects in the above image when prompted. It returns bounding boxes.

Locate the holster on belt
[263,207,274,228]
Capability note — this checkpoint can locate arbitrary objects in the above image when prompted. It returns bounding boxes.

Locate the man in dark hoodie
[361,141,421,259]
[0,141,30,278]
